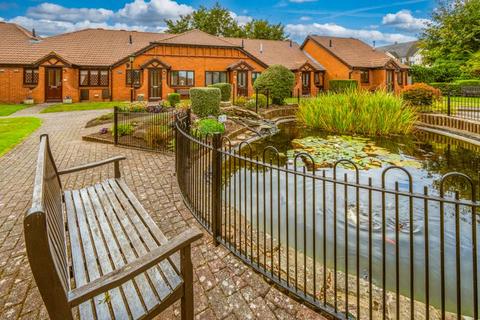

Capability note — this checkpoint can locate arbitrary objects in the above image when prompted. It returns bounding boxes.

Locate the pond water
[224,122,480,316]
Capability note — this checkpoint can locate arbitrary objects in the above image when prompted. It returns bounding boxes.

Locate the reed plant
[296,89,417,136]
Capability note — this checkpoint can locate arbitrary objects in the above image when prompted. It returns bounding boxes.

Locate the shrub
[429,82,461,96]
[190,87,221,117]
[208,83,232,101]
[453,79,480,87]
[120,102,146,112]
[234,96,248,107]
[253,65,295,105]
[167,93,181,107]
[196,118,225,136]
[297,90,417,136]
[329,80,358,93]
[145,125,170,147]
[251,93,268,108]
[112,123,134,136]
[402,83,441,106]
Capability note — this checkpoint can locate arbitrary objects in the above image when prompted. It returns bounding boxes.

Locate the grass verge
[0,104,30,116]
[41,101,128,113]
[0,117,42,156]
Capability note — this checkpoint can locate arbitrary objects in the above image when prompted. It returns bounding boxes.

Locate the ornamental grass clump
[297,89,417,136]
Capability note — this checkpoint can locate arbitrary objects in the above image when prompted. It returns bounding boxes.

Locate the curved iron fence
[175,113,479,320]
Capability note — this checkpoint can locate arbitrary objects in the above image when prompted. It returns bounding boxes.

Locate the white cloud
[382,10,430,32]
[116,0,194,25]
[27,3,114,23]
[286,22,416,45]
[230,11,253,26]
[299,16,311,21]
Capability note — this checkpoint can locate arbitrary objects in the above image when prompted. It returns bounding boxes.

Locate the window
[24,68,39,85]
[126,69,142,87]
[171,70,194,87]
[79,69,109,86]
[360,70,369,84]
[252,72,261,84]
[397,71,404,85]
[205,71,227,85]
[314,72,323,86]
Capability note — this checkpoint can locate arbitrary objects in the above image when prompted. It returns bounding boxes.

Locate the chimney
[241,39,244,48]
[129,34,133,44]
[32,28,36,38]
[289,40,292,47]
[329,39,332,47]
[373,40,376,48]
[260,43,263,53]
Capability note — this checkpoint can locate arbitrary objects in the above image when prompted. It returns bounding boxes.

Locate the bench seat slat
[107,179,183,290]
[93,183,165,310]
[65,191,95,320]
[100,181,176,301]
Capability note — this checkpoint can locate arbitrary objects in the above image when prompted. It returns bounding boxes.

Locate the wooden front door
[149,69,162,100]
[301,72,311,96]
[386,70,394,92]
[236,71,248,97]
[45,68,62,102]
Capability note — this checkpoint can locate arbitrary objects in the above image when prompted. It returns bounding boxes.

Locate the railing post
[447,92,451,116]
[255,88,259,114]
[211,132,222,246]
[113,106,118,145]
[266,89,270,109]
[297,88,300,105]
[185,108,191,133]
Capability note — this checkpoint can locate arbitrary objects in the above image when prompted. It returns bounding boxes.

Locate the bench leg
[180,245,194,320]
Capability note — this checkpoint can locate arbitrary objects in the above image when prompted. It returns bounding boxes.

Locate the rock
[220,101,232,107]
[133,129,146,139]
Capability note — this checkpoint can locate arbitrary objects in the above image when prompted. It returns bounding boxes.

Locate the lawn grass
[0,104,30,116]
[41,101,129,113]
[0,117,42,156]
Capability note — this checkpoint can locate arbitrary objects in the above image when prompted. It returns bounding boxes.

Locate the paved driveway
[0,106,325,319]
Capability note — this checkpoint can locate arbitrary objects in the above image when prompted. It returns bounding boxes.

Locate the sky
[0,0,436,46]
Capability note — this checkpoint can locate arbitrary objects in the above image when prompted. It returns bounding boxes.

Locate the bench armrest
[58,156,126,177]
[67,228,203,307]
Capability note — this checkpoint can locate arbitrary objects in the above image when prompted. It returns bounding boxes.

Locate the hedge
[167,93,180,107]
[429,82,461,96]
[253,65,295,105]
[402,83,441,107]
[208,83,231,101]
[329,80,358,93]
[453,79,480,87]
[190,87,221,117]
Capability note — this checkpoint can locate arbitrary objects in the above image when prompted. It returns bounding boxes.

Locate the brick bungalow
[301,35,409,93]
[0,22,325,104]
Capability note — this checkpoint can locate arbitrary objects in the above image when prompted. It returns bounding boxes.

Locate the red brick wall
[0,67,36,104]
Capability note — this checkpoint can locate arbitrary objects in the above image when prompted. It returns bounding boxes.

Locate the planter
[63,98,73,104]
[23,99,34,105]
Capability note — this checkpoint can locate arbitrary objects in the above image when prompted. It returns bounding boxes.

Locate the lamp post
[129,55,134,102]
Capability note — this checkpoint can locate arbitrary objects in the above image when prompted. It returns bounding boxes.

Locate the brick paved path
[0,107,326,319]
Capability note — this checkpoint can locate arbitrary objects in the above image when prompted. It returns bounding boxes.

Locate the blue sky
[0,0,436,45]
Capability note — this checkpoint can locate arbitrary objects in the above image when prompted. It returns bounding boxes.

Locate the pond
[223,122,480,317]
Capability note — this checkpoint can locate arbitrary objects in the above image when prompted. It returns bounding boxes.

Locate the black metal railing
[175,113,479,320]
[113,107,176,152]
[420,88,480,122]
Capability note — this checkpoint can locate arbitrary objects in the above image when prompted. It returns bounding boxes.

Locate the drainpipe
[348,70,354,79]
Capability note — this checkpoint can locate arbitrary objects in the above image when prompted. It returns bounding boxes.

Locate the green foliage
[41,101,129,113]
[420,0,480,76]
[113,124,134,137]
[329,80,358,93]
[454,79,480,87]
[167,93,181,107]
[145,125,169,147]
[244,94,269,109]
[234,96,247,107]
[402,83,441,107]
[165,2,286,40]
[190,87,221,117]
[208,83,231,101]
[120,102,147,112]
[297,90,417,136]
[253,65,295,105]
[429,82,461,96]
[196,118,225,136]
[462,52,480,78]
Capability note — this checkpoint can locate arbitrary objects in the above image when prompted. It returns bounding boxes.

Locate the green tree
[253,65,295,105]
[165,2,287,40]
[420,0,480,78]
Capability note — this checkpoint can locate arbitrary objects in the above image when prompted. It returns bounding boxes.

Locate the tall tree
[164,2,287,40]
[420,0,480,72]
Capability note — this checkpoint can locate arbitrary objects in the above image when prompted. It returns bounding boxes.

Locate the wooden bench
[24,134,203,320]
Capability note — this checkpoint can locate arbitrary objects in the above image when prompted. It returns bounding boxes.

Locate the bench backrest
[24,134,72,319]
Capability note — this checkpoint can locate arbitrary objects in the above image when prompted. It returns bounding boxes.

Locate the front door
[45,68,62,102]
[149,69,162,100]
[236,71,248,97]
[302,72,311,96]
[386,70,394,92]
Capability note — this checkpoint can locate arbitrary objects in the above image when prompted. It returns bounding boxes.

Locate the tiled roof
[157,29,239,48]
[304,35,408,69]
[377,41,419,59]
[224,37,325,71]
